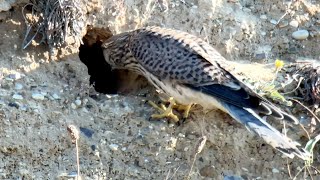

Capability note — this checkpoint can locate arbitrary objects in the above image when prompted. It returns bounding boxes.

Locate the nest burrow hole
[78,27,148,95]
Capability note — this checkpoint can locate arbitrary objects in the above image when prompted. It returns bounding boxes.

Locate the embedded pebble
[224,175,244,180]
[254,53,266,60]
[289,20,299,28]
[8,102,19,108]
[241,167,249,172]
[270,19,277,25]
[242,8,251,12]
[41,91,47,96]
[109,144,119,151]
[260,31,266,36]
[14,83,23,90]
[66,171,78,177]
[80,127,94,138]
[71,103,77,109]
[292,30,309,40]
[260,15,267,20]
[75,99,82,106]
[12,94,23,100]
[8,72,22,80]
[20,105,28,111]
[272,168,280,173]
[52,93,60,100]
[278,21,288,28]
[57,171,78,178]
[32,93,45,100]
[200,165,215,177]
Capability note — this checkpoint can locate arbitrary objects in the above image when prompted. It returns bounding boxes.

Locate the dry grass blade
[67,125,81,180]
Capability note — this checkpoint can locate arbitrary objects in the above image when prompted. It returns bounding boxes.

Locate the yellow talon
[173,103,193,119]
[147,97,194,123]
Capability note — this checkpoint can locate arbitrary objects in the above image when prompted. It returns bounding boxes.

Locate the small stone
[71,103,77,109]
[224,175,244,180]
[32,93,45,100]
[80,127,94,138]
[254,53,266,60]
[289,20,299,28]
[14,83,23,90]
[40,91,47,96]
[1,83,10,90]
[105,94,112,98]
[200,165,215,178]
[241,167,249,172]
[167,137,177,150]
[292,30,309,40]
[8,102,19,109]
[278,21,288,28]
[272,168,280,173]
[8,72,22,80]
[0,1,12,12]
[75,99,82,106]
[234,31,244,41]
[65,171,78,178]
[260,31,266,36]
[242,8,251,12]
[91,145,96,151]
[109,144,119,151]
[260,15,267,20]
[52,93,60,100]
[270,19,278,25]
[12,94,23,100]
[20,105,28,111]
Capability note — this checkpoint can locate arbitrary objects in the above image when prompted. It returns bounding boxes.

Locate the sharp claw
[147,97,194,124]
[176,120,181,126]
[182,117,187,123]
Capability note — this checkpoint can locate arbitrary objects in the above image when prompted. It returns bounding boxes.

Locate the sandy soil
[0,0,319,179]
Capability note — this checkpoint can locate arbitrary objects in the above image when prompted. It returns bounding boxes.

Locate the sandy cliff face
[0,0,319,179]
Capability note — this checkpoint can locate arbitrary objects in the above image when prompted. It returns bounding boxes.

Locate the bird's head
[102,32,132,69]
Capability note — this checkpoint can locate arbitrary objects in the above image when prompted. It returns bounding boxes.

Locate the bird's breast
[145,71,226,111]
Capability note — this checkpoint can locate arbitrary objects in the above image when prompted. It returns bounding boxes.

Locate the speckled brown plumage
[102,26,310,160]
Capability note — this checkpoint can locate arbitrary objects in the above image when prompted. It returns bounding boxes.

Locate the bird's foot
[148,97,179,123]
[147,97,193,123]
[173,103,193,120]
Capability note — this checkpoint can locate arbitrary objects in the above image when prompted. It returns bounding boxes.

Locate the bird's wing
[128,26,297,123]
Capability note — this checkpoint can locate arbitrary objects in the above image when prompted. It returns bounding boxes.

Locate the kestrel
[102,26,310,160]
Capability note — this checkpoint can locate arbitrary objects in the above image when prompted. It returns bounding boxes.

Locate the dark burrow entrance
[78,27,149,95]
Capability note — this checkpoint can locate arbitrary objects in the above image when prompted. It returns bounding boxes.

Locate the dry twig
[22,0,84,53]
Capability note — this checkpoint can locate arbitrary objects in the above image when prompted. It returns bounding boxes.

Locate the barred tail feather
[220,101,311,160]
